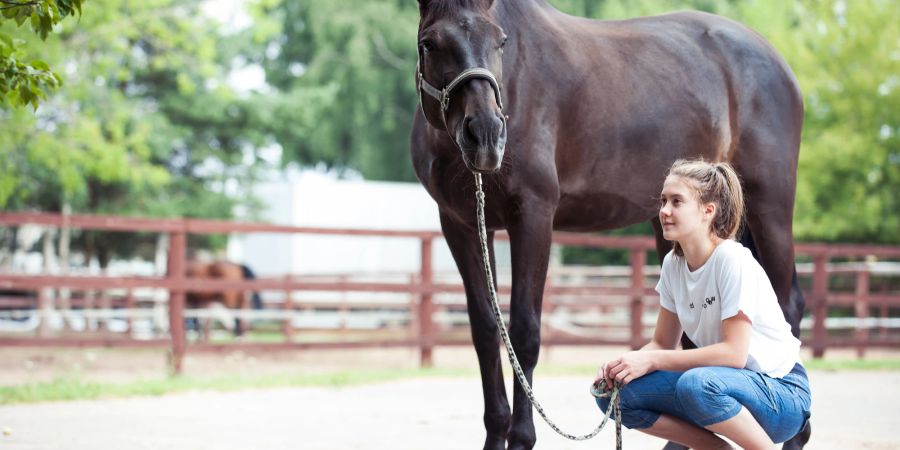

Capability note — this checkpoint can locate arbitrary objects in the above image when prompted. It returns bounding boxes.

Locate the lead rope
[473,173,623,448]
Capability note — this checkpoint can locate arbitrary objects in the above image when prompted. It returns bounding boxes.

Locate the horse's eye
[419,41,433,53]
[499,36,508,49]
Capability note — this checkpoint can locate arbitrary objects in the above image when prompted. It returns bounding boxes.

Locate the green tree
[1,0,274,260]
[0,0,83,109]
[246,0,420,181]
[779,0,900,244]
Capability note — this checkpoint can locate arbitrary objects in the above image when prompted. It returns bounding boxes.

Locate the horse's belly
[553,191,656,232]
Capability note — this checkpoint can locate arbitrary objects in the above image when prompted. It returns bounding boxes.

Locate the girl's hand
[593,362,615,391]
[605,351,656,385]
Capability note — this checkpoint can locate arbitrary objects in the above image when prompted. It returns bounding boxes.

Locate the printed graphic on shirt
[689,296,716,310]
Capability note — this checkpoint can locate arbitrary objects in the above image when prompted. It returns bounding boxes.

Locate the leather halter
[416,60,505,143]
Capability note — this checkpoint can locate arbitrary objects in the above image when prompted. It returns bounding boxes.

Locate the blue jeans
[596,363,811,444]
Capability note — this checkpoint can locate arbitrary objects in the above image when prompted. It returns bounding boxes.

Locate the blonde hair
[666,159,745,257]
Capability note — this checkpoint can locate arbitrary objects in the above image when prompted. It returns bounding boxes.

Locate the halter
[416,60,505,143]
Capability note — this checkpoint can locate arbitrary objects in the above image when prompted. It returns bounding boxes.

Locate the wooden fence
[1,212,899,373]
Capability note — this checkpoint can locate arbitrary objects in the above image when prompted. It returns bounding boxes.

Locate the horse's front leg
[506,210,554,450]
[441,213,510,450]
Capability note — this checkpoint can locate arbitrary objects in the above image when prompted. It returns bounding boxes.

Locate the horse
[410,1,809,449]
[185,260,263,339]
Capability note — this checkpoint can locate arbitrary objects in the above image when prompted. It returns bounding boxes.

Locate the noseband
[416,61,505,143]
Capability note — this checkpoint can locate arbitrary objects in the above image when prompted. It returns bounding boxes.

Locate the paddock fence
[1,212,898,373]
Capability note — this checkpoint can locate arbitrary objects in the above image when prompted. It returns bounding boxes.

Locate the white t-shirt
[655,240,801,378]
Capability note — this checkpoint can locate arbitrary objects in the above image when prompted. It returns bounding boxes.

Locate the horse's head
[416,0,507,173]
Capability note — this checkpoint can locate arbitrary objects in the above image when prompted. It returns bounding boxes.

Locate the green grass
[3,358,896,405]
[802,358,900,371]
[0,367,476,405]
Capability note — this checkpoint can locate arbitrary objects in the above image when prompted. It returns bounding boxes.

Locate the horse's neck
[496,0,562,30]
[495,0,584,57]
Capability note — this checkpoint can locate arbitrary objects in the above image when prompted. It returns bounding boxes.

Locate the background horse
[411,1,807,449]
[185,260,262,340]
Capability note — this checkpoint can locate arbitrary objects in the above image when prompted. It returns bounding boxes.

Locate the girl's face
[659,175,715,243]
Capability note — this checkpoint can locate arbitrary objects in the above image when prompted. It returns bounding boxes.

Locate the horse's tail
[240,264,263,310]
[737,223,805,338]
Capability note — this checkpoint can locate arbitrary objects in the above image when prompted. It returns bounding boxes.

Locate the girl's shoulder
[712,240,759,271]
[716,239,747,257]
[660,249,680,270]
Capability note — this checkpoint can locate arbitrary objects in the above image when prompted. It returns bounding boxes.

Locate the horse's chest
[421,169,510,229]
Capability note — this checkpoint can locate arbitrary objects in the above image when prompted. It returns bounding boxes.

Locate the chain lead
[473,173,623,447]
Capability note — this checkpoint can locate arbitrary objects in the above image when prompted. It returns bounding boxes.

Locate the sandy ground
[0,346,898,449]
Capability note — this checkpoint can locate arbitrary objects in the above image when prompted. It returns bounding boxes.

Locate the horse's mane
[420,0,490,21]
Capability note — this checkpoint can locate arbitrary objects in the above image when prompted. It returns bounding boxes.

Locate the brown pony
[185,260,262,338]
[411,1,808,449]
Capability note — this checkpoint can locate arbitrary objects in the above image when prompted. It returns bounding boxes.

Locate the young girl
[595,160,811,449]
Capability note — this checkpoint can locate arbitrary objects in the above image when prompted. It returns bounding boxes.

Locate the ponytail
[666,159,744,257]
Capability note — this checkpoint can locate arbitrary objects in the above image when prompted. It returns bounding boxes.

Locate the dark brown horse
[410,1,808,449]
[185,260,262,338]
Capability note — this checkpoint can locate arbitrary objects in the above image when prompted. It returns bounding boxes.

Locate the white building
[227,170,511,278]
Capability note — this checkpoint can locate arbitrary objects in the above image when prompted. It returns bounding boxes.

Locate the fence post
[282,283,294,343]
[629,247,646,350]
[167,229,187,374]
[125,289,135,334]
[811,254,828,358]
[419,237,434,368]
[37,289,49,337]
[542,270,554,355]
[854,269,870,358]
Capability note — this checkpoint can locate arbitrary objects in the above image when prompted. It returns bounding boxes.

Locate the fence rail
[1,212,899,373]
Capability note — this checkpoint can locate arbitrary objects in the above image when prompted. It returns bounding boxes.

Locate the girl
[595,160,811,449]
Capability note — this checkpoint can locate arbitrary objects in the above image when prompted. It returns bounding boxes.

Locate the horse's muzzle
[458,113,507,172]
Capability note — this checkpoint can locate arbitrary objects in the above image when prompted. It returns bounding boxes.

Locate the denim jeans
[596,363,811,444]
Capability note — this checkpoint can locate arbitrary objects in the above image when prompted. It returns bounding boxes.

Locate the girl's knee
[675,367,726,405]
[594,385,659,430]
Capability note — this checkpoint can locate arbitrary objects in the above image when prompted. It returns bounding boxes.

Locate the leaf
[29,59,50,71]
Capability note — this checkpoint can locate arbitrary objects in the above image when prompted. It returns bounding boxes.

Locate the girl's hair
[666,159,745,257]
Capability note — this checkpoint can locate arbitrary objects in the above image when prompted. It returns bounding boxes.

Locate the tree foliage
[0,0,896,256]
[781,0,899,244]
[0,0,83,109]
[1,0,266,260]
[240,0,421,181]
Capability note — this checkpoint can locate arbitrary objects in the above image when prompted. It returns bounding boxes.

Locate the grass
[2,358,896,406]
[0,366,478,405]
[802,358,900,371]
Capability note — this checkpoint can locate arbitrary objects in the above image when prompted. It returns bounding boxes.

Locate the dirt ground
[0,346,898,449]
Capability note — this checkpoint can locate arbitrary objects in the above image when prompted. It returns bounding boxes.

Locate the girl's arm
[605,312,752,385]
[597,307,682,387]
[642,307,682,351]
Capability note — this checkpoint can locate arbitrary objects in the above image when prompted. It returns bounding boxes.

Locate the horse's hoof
[506,445,534,450]
[782,420,811,450]
[481,436,504,450]
[506,435,536,450]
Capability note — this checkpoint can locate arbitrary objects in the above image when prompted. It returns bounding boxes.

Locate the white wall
[230,171,509,277]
